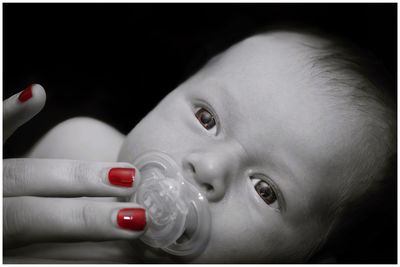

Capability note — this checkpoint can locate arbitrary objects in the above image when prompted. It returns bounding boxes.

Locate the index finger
[3,158,140,197]
[3,84,46,142]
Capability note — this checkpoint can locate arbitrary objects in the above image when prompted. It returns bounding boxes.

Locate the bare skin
[4,32,371,263]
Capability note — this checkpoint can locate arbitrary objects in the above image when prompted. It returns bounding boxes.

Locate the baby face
[119,32,364,262]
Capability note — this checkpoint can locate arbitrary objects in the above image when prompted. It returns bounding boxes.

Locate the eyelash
[193,104,219,135]
[250,174,283,212]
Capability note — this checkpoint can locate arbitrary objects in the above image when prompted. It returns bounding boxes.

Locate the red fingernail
[117,208,146,231]
[18,85,33,103]
[108,168,135,187]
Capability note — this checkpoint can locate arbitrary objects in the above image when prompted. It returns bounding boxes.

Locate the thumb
[3,84,46,142]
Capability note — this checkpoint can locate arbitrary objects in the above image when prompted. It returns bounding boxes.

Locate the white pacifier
[130,151,211,256]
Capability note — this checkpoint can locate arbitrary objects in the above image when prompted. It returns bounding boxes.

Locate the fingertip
[3,83,48,142]
[24,84,46,110]
[111,206,147,239]
[108,162,141,190]
[16,83,46,117]
[107,167,135,188]
[118,207,147,231]
[17,83,45,101]
[31,83,47,104]
[17,84,33,103]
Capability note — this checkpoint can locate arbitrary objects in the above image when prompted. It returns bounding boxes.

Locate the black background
[3,3,397,263]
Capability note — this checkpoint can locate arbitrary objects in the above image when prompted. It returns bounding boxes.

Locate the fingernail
[117,208,146,231]
[108,168,135,187]
[18,84,33,103]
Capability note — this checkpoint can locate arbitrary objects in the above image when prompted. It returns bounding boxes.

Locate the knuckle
[4,159,29,195]
[73,202,97,235]
[70,161,93,189]
[4,197,31,243]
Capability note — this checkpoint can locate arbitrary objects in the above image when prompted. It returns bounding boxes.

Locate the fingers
[4,84,46,142]
[4,159,140,197]
[4,197,147,248]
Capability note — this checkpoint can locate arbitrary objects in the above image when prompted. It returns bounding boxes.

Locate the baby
[3,29,396,263]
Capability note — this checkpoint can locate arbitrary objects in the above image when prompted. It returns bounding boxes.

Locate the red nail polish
[117,208,146,231]
[108,168,135,187]
[18,85,33,103]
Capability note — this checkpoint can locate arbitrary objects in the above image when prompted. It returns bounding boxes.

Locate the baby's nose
[182,142,242,202]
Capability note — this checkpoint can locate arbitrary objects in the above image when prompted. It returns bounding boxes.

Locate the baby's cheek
[205,200,301,262]
[119,112,182,162]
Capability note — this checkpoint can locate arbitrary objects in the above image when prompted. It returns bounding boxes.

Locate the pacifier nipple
[131,151,211,256]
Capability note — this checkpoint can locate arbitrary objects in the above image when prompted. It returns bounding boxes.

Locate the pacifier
[129,151,211,256]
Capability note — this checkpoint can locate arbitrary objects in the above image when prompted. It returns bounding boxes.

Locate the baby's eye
[195,107,216,130]
[251,176,279,210]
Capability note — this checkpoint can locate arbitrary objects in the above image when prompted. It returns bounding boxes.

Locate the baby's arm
[26,117,125,161]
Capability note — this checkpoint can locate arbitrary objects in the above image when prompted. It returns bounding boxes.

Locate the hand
[3,85,146,250]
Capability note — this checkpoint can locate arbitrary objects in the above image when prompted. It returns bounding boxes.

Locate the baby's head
[119,29,396,263]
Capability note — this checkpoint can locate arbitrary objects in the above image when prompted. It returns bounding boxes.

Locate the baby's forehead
[186,31,335,111]
[194,31,330,97]
[183,31,350,135]
[204,31,328,73]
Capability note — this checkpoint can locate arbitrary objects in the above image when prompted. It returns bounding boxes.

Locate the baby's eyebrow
[203,82,240,108]
[218,86,241,108]
[202,82,242,120]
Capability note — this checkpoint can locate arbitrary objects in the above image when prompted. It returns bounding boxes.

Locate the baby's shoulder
[26,117,125,161]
